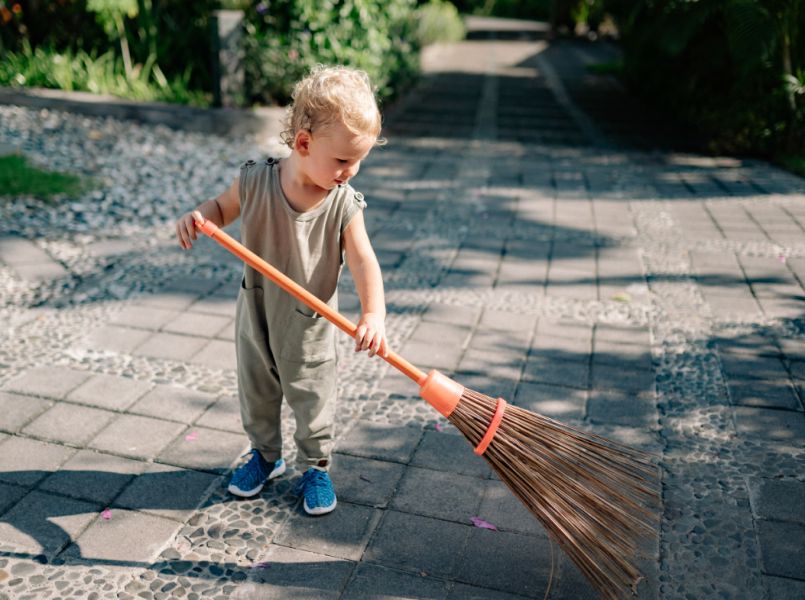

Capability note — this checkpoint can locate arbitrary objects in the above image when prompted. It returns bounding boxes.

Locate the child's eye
[337,159,348,164]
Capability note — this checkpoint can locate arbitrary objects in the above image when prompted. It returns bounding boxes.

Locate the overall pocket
[236,281,267,344]
[279,308,336,363]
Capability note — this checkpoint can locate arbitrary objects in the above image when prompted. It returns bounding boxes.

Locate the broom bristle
[449,388,660,600]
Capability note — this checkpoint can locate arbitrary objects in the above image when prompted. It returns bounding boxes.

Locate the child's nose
[344,163,360,179]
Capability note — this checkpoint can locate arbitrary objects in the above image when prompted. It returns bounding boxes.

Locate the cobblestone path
[1,17,804,600]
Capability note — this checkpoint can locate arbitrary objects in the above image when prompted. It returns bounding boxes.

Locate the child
[175,65,388,515]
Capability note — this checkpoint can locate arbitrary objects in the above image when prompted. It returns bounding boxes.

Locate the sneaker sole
[303,497,337,516]
[228,458,286,498]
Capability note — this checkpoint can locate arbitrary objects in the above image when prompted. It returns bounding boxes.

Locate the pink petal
[435,422,444,432]
[470,516,497,531]
[101,508,112,520]
[185,431,198,441]
[779,255,787,263]
[251,562,271,570]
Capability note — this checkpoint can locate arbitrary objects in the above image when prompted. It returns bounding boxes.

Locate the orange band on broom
[194,215,660,600]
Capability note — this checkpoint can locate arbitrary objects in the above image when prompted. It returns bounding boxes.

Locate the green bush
[415,0,466,46]
[2,1,422,109]
[0,40,210,106]
[604,0,804,156]
[243,0,420,106]
[1,1,217,97]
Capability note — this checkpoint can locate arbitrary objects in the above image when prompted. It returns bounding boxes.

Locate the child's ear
[294,129,312,156]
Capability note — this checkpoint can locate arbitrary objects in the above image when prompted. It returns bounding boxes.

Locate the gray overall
[236,158,365,471]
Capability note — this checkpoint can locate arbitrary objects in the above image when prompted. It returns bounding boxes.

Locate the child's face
[299,121,375,191]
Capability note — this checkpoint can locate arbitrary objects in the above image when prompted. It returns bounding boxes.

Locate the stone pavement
[1,15,805,600]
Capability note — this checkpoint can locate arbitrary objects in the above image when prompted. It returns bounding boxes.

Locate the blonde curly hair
[280,65,384,148]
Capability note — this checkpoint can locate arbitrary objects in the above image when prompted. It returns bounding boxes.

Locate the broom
[193,214,659,600]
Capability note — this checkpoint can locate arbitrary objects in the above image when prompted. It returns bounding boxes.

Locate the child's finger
[177,222,190,249]
[355,325,367,351]
[369,333,382,357]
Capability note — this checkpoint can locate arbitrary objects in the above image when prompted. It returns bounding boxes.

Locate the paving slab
[113,462,219,521]
[336,422,423,464]
[756,520,805,580]
[194,395,243,432]
[188,339,237,370]
[515,381,587,421]
[80,324,153,354]
[0,436,76,487]
[0,391,53,433]
[748,478,805,525]
[478,480,546,537]
[232,544,354,600]
[65,507,182,563]
[0,482,28,515]
[329,453,406,508]
[0,490,98,557]
[410,429,490,478]
[3,366,91,400]
[454,527,553,597]
[89,414,186,460]
[342,562,447,599]
[109,304,181,330]
[21,402,116,446]
[363,510,470,578]
[391,466,484,522]
[156,426,246,473]
[128,384,217,423]
[131,332,209,361]
[66,373,153,411]
[733,406,805,442]
[274,501,380,561]
[38,449,146,505]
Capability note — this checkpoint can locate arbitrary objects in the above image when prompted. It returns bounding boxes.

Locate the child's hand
[176,210,204,250]
[354,312,388,358]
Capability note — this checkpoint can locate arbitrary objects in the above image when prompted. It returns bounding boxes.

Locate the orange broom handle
[194,215,426,385]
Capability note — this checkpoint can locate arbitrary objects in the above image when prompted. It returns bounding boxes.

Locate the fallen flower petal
[470,516,497,531]
[251,562,271,570]
[101,508,112,520]
[185,431,198,441]
[435,422,444,432]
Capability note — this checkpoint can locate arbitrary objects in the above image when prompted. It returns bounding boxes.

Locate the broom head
[419,370,660,600]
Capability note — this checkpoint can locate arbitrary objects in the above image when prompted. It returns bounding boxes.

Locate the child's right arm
[176,177,240,250]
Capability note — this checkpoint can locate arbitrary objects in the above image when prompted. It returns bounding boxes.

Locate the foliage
[603,0,804,156]
[1,1,217,94]
[0,153,88,200]
[777,152,805,176]
[0,40,210,105]
[1,1,421,109]
[415,0,466,46]
[449,0,552,20]
[243,0,420,106]
[586,61,623,76]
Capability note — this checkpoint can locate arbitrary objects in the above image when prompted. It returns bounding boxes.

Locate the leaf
[470,516,498,531]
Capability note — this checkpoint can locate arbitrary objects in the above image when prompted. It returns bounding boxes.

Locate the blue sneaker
[228,450,286,497]
[295,468,337,515]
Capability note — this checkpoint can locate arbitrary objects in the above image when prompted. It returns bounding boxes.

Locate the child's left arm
[343,211,388,358]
